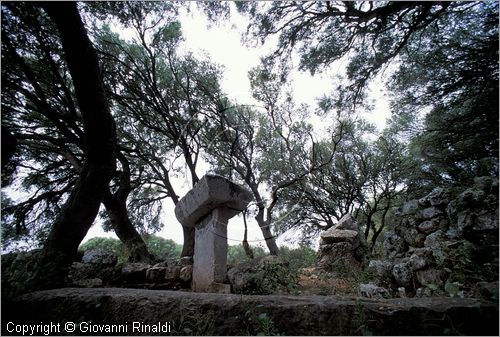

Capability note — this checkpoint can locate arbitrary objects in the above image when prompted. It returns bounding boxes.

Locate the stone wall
[370,176,498,297]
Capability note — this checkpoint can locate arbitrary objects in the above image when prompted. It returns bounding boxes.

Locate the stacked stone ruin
[369,176,499,296]
[317,214,370,270]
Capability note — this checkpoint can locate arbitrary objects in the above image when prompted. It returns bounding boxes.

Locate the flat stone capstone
[174,174,253,227]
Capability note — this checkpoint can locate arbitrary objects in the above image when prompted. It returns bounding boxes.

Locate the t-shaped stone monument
[175,174,253,293]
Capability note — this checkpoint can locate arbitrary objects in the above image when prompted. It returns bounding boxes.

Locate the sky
[82,4,391,250]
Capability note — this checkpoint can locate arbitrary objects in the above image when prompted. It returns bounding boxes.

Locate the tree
[1,3,152,263]
[202,63,341,255]
[32,2,116,288]
[236,1,464,108]
[92,7,225,257]
[388,1,499,190]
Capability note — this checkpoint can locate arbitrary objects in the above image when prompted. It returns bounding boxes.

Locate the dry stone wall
[370,176,498,297]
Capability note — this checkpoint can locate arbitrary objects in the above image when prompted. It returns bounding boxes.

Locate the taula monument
[174,174,253,293]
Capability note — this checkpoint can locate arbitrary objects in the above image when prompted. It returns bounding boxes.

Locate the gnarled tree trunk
[35,2,116,289]
[102,153,152,262]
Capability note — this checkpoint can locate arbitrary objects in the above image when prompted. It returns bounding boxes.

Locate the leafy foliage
[79,235,182,262]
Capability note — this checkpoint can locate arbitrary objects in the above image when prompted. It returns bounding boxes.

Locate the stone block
[146,267,166,283]
[416,268,443,286]
[320,229,358,244]
[191,207,232,292]
[82,249,117,266]
[121,263,150,283]
[174,174,253,227]
[180,265,193,282]
[334,214,359,230]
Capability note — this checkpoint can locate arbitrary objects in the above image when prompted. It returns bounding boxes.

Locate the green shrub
[143,234,182,260]
[78,235,183,262]
[227,244,266,265]
[79,237,128,262]
[279,245,316,271]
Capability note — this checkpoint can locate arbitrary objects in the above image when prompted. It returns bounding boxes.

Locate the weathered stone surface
[121,263,150,284]
[408,248,434,271]
[368,260,393,279]
[383,232,406,259]
[146,267,166,283]
[180,256,193,266]
[153,259,181,281]
[392,262,412,287]
[320,229,358,244]
[175,174,253,293]
[420,206,444,220]
[81,249,117,266]
[179,265,193,282]
[3,288,498,336]
[207,282,231,294]
[191,207,232,292]
[72,278,103,288]
[174,174,253,227]
[67,262,120,287]
[334,214,359,231]
[399,199,419,216]
[416,268,443,286]
[318,214,369,269]
[358,283,390,299]
[418,187,449,208]
[417,218,441,234]
[317,242,358,268]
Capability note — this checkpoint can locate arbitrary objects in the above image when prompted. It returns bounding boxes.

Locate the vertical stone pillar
[174,175,253,293]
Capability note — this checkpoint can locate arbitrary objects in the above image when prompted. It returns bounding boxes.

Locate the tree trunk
[181,226,195,257]
[103,190,152,263]
[242,210,254,259]
[255,208,280,256]
[35,2,116,289]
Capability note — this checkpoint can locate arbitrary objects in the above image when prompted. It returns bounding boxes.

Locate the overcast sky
[83,4,391,250]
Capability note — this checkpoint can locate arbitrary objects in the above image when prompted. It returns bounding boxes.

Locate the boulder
[367,260,393,279]
[399,199,420,216]
[418,187,449,208]
[417,218,443,234]
[408,248,434,271]
[416,269,443,287]
[383,232,406,259]
[392,262,412,287]
[81,249,117,266]
[420,207,444,220]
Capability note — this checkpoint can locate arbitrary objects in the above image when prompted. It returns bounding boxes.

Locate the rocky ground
[3,287,498,336]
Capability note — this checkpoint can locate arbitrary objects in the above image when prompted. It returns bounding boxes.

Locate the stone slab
[174,174,253,227]
[320,229,358,244]
[3,288,498,336]
[192,207,232,292]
